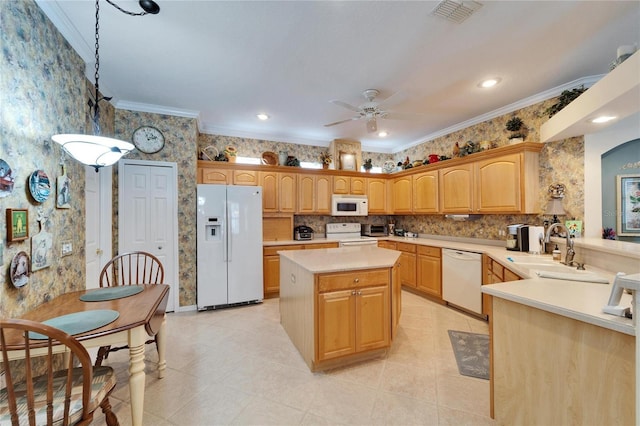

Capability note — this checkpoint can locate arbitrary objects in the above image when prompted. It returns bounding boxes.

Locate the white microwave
[331,194,368,216]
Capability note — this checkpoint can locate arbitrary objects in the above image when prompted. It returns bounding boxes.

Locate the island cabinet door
[355,285,390,352]
[317,290,356,361]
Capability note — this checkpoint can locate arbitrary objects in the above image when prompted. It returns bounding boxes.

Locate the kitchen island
[278,246,401,371]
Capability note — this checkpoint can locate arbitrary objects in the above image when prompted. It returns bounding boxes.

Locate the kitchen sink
[505,255,609,283]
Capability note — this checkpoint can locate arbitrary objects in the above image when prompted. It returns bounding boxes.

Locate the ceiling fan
[324,89,419,133]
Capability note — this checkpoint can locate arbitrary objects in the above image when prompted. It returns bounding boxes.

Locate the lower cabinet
[263,242,339,297]
[482,254,522,316]
[396,242,417,288]
[416,246,442,297]
[316,269,390,362]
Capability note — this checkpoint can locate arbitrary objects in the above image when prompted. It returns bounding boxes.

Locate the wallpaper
[0,0,88,318]
[114,111,198,307]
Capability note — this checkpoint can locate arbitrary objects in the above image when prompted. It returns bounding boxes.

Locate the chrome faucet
[544,223,575,265]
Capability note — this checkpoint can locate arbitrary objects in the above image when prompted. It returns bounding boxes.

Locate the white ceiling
[37,0,640,153]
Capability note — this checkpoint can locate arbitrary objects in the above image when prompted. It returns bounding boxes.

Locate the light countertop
[277,245,401,274]
[269,235,639,336]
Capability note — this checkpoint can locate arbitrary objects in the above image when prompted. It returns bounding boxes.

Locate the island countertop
[277,245,401,274]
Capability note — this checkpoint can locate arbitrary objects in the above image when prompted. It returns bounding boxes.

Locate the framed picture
[339,151,356,171]
[616,174,640,236]
[6,209,28,243]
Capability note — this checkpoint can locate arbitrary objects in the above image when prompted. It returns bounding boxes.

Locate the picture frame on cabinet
[6,208,28,243]
[616,174,640,236]
[339,151,356,171]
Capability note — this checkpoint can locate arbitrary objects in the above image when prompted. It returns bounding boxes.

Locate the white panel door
[85,166,112,290]
[119,160,178,312]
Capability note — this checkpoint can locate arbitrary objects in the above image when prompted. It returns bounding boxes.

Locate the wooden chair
[95,251,164,366]
[0,318,118,426]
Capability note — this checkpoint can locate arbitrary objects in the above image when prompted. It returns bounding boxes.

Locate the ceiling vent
[431,0,483,23]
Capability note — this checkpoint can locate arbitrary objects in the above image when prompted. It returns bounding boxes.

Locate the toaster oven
[361,224,387,237]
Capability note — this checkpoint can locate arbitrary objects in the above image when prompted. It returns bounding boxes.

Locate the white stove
[325,223,378,247]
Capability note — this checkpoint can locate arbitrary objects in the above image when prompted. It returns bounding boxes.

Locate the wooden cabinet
[416,245,441,297]
[260,171,296,213]
[392,176,413,214]
[377,240,397,250]
[316,269,390,361]
[440,152,539,214]
[297,174,331,214]
[200,168,231,184]
[439,163,474,213]
[482,254,522,316]
[263,245,304,296]
[396,242,416,288]
[367,178,388,214]
[232,170,258,186]
[333,176,366,195]
[413,170,439,213]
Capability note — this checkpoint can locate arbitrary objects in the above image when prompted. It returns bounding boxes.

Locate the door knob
[158,246,163,250]
[96,248,103,255]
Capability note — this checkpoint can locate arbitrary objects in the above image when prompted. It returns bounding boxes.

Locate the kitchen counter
[277,245,400,273]
[267,234,639,335]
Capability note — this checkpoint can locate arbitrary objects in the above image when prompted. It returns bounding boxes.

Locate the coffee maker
[506,224,529,251]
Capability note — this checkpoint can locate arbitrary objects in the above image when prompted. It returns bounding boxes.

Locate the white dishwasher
[442,249,483,315]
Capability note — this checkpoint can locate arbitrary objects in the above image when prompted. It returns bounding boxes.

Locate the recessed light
[256,113,269,120]
[478,78,501,88]
[378,131,388,137]
[591,116,616,124]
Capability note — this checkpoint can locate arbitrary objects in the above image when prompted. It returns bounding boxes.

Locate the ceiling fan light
[366,118,377,133]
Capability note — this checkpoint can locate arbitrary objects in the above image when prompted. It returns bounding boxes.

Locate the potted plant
[363,158,373,172]
[319,151,332,169]
[506,116,525,144]
[544,86,587,118]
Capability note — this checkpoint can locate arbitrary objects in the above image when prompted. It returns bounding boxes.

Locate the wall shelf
[540,51,639,143]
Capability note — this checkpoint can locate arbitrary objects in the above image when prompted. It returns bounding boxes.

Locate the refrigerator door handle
[226,201,232,262]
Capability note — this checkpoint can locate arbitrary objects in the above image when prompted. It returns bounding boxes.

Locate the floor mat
[447,330,489,380]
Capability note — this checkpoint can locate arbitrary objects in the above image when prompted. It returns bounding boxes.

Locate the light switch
[61,241,73,256]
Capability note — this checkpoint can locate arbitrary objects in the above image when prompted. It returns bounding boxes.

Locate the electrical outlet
[61,241,73,256]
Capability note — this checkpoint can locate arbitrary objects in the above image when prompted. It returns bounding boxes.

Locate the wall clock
[132,126,165,154]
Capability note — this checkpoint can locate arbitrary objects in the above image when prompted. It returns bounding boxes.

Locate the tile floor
[95,290,495,426]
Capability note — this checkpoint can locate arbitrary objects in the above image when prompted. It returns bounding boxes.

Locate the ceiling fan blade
[382,111,425,121]
[324,116,361,127]
[366,117,377,133]
[376,90,408,108]
[330,100,361,113]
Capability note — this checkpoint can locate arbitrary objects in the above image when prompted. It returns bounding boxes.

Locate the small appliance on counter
[506,224,529,252]
[361,224,387,237]
[294,225,314,241]
[394,228,405,237]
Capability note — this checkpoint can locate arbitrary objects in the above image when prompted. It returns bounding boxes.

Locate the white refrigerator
[197,184,263,310]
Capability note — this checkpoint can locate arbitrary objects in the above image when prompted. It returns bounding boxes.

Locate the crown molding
[115,100,200,120]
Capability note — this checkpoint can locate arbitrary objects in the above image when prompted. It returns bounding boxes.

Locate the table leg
[156,314,167,379]
[128,328,147,426]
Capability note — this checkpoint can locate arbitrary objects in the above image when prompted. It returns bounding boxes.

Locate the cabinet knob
[357,290,362,295]
[354,278,359,283]
[351,290,357,295]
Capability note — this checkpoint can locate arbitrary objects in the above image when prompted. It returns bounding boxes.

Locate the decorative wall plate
[382,160,396,173]
[29,169,51,203]
[10,251,30,288]
[0,159,15,197]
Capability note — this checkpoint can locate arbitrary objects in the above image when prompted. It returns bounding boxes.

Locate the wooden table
[3,284,170,426]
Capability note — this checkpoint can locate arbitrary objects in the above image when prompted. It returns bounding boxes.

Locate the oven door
[339,238,377,247]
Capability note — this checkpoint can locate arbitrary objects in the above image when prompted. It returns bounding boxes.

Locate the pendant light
[52,0,160,172]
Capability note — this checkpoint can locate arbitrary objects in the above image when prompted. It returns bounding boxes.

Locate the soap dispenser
[552,245,561,261]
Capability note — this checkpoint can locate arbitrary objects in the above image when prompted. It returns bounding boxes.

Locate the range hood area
[540,51,639,143]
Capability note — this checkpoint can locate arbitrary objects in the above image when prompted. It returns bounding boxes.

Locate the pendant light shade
[52,134,134,171]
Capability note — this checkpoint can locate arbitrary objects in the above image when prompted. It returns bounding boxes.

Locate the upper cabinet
[333,176,366,195]
[198,142,542,216]
[297,174,332,214]
[439,151,539,214]
[260,171,297,213]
